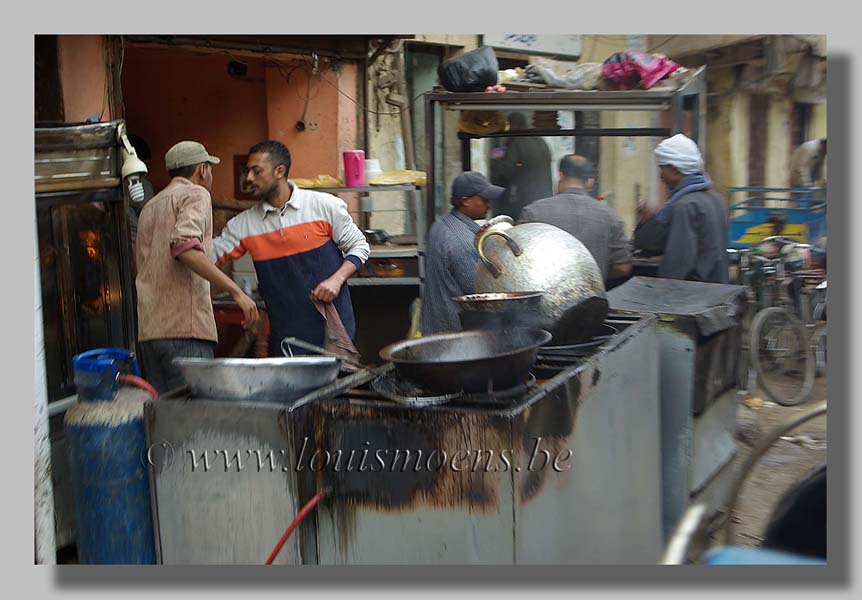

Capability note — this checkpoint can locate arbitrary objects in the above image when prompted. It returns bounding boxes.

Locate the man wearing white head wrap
[649,134,729,283]
[654,133,705,175]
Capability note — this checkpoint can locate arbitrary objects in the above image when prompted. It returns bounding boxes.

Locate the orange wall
[122,45,270,199]
[337,64,359,158]
[122,44,359,204]
[336,64,360,214]
[58,35,109,122]
[264,64,355,180]
[57,40,359,206]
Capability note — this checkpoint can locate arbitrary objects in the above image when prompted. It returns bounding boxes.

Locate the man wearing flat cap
[650,133,729,283]
[135,140,259,393]
[421,171,505,334]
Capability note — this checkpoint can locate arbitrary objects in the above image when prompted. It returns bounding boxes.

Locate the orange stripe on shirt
[215,244,246,267]
[242,220,334,262]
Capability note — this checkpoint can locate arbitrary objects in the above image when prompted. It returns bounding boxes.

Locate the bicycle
[729,246,777,399]
[746,238,827,406]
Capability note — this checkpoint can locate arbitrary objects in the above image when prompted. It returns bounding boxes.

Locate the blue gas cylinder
[64,348,156,564]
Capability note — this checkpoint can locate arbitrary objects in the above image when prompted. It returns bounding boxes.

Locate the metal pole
[424,94,436,238]
[34,219,57,565]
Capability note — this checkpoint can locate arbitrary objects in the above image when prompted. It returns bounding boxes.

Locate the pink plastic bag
[601,51,681,90]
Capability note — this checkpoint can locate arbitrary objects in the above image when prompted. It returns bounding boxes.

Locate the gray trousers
[139,338,215,394]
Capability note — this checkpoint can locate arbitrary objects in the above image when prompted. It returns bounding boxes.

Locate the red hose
[265,491,328,565]
[117,374,159,399]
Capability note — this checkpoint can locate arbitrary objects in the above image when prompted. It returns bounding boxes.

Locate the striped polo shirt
[211,183,370,353]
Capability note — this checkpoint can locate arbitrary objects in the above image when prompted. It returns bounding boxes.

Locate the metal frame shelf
[422,66,707,230]
[316,183,426,286]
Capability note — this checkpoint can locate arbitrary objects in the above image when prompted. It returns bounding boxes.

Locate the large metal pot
[474,216,608,343]
[379,327,552,394]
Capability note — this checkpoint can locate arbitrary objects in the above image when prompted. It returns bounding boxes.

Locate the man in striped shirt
[421,172,505,335]
[211,141,370,355]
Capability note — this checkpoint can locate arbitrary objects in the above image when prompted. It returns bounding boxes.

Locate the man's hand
[312,274,345,303]
[231,290,260,329]
[636,204,653,225]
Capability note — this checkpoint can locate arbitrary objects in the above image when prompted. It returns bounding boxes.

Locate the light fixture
[117,123,148,204]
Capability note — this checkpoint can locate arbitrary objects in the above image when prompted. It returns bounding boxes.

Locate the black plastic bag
[438,46,499,92]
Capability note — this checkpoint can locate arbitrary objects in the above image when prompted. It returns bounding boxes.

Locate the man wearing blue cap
[421,171,505,335]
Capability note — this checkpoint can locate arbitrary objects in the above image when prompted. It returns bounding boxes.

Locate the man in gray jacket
[518,155,631,284]
[653,134,729,284]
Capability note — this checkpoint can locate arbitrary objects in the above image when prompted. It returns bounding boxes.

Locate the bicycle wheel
[750,307,815,406]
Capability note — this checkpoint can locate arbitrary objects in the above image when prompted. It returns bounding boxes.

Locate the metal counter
[146,314,663,565]
[608,276,747,541]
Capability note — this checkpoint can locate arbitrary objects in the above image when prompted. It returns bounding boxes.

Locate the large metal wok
[173,356,341,403]
[378,327,552,394]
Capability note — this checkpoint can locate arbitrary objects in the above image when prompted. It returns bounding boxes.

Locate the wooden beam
[647,35,764,59]
[676,42,765,70]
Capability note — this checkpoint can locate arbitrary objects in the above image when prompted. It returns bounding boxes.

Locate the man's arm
[210,213,248,266]
[657,202,698,280]
[312,260,358,303]
[175,249,259,328]
[329,196,371,266]
[313,196,370,302]
[607,213,633,280]
[171,191,257,326]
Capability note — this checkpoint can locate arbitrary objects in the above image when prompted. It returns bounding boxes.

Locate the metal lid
[607,277,747,336]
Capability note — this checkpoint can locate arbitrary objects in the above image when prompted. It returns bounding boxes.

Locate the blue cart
[727,186,826,249]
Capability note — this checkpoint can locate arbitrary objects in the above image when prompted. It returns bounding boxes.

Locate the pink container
[343,150,366,187]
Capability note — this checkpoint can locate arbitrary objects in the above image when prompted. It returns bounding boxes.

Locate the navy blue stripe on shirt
[254,240,356,353]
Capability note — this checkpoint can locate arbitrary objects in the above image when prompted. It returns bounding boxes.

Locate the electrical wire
[265,490,328,565]
[99,41,111,121]
[317,70,427,117]
[300,73,312,123]
[118,35,126,119]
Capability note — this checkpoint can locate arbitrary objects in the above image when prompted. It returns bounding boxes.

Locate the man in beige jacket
[135,141,258,393]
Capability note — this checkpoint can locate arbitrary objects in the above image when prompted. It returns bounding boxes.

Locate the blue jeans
[138,338,215,394]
